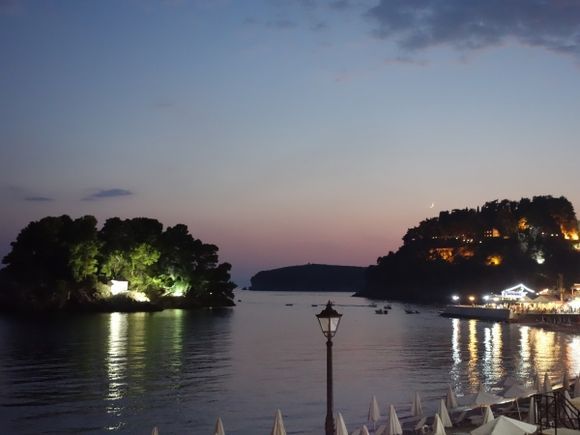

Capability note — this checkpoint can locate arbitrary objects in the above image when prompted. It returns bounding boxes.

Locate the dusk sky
[2,0,580,285]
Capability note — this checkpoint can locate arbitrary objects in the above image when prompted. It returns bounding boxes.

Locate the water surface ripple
[0,291,578,434]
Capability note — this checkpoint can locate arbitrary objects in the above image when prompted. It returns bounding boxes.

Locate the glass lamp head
[316,301,342,338]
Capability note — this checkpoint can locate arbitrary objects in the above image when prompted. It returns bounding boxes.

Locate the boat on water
[405,309,420,314]
[375,309,388,314]
[384,305,392,310]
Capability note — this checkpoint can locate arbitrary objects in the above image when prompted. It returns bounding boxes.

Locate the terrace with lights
[359,195,580,304]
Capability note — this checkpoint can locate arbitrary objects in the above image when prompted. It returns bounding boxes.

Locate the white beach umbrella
[544,372,553,393]
[213,417,225,435]
[432,413,447,435]
[386,404,403,435]
[152,427,159,435]
[437,399,453,428]
[482,405,494,424]
[411,392,423,417]
[336,412,349,435]
[350,425,370,435]
[271,409,286,435]
[497,376,519,389]
[446,385,458,409]
[575,372,580,398]
[563,372,570,392]
[527,396,536,424]
[534,373,542,392]
[458,390,504,407]
[368,395,381,426]
[502,384,537,399]
[470,415,537,435]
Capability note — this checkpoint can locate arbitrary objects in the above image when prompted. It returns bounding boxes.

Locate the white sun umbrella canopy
[213,417,225,435]
[470,415,537,435]
[446,385,458,409]
[351,425,370,435]
[482,405,494,424]
[336,412,349,435]
[432,413,447,435]
[386,405,403,435]
[534,373,542,392]
[497,376,519,389]
[528,396,536,424]
[563,372,570,391]
[502,384,537,399]
[271,409,286,435]
[437,399,453,428]
[458,390,504,407]
[368,395,381,426]
[543,372,553,393]
[411,392,423,417]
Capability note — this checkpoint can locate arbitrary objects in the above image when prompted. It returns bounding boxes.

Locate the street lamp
[316,301,342,435]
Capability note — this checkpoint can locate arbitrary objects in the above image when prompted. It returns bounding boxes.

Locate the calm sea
[0,291,578,434]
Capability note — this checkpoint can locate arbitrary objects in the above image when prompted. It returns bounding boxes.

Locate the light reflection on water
[0,291,578,434]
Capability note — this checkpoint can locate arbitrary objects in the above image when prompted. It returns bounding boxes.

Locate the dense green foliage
[0,216,235,311]
[360,195,580,302]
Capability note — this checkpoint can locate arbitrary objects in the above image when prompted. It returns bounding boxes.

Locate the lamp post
[316,301,342,435]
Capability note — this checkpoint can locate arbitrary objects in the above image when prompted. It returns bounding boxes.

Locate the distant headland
[249,264,366,292]
[0,215,236,312]
[358,195,580,303]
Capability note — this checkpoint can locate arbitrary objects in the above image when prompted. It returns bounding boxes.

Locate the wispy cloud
[24,196,54,202]
[367,0,580,57]
[82,188,133,201]
[7,185,55,202]
[329,0,351,11]
[267,19,298,30]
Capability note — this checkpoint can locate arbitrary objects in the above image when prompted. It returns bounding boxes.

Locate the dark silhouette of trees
[361,195,580,302]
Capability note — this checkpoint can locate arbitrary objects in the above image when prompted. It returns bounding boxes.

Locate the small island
[0,215,236,312]
[358,195,580,303]
[250,264,366,292]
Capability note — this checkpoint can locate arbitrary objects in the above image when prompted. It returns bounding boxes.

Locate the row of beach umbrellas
[150,371,579,434]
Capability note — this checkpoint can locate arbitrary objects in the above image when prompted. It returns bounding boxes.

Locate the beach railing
[532,390,580,432]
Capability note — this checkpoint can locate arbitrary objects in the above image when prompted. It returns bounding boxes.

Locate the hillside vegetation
[359,195,580,302]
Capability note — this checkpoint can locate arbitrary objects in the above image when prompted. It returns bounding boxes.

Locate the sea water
[0,291,578,434]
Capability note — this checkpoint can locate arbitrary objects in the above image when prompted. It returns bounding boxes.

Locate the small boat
[405,309,419,314]
[375,309,388,314]
[384,305,392,310]
[370,303,378,308]
[311,304,318,307]
[285,303,294,306]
